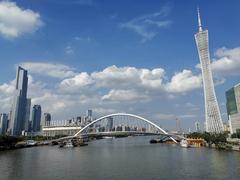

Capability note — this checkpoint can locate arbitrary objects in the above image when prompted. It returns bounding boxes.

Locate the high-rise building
[24,98,31,132]
[86,109,92,118]
[9,66,29,136]
[194,121,201,132]
[32,105,42,132]
[0,113,8,135]
[226,83,240,134]
[106,117,113,132]
[194,9,223,133]
[44,113,51,126]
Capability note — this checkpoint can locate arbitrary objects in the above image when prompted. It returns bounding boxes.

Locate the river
[0,136,240,180]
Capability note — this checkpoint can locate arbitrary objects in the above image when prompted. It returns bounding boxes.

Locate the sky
[0,0,240,132]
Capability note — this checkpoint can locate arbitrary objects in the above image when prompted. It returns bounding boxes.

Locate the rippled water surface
[0,136,240,180]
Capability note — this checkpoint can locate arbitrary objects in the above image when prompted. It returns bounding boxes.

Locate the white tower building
[194,9,224,133]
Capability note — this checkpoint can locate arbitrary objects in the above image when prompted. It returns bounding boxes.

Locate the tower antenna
[197,7,203,32]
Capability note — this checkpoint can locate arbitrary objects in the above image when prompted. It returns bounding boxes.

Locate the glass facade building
[32,105,42,132]
[0,113,8,135]
[106,117,113,132]
[24,98,31,132]
[44,113,51,126]
[9,66,29,136]
[226,84,240,133]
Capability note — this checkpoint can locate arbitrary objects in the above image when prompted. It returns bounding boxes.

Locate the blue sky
[0,0,240,131]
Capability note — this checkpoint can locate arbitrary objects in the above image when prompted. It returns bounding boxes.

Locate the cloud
[92,65,165,90]
[196,47,240,77]
[102,89,149,102]
[165,70,202,93]
[120,6,172,42]
[212,47,240,76]
[0,63,205,126]
[0,80,15,112]
[59,72,94,93]
[0,1,42,38]
[19,62,77,79]
[58,65,201,96]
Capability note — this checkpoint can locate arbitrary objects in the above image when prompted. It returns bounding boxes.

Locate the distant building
[195,121,201,132]
[76,116,81,125]
[223,122,230,132]
[106,117,113,131]
[9,66,29,136]
[0,113,8,135]
[32,105,42,132]
[24,98,31,132]
[86,109,92,118]
[44,113,51,126]
[226,83,240,134]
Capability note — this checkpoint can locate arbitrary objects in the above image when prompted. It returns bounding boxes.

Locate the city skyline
[0,0,240,131]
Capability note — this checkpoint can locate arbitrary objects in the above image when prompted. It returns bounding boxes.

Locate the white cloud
[212,47,240,76]
[0,80,15,95]
[165,70,202,93]
[0,1,42,38]
[92,65,165,90]
[58,65,201,96]
[20,62,77,79]
[0,64,205,126]
[59,72,93,92]
[120,6,172,42]
[196,47,240,77]
[0,80,15,112]
[102,89,149,101]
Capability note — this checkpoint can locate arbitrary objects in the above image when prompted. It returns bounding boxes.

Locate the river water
[0,136,240,180]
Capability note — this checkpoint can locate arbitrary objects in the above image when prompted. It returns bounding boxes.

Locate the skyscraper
[0,113,8,135]
[106,117,113,132]
[226,83,240,133]
[24,98,31,132]
[86,109,93,118]
[195,9,223,133]
[9,66,29,136]
[44,113,51,126]
[32,105,42,132]
[194,121,201,132]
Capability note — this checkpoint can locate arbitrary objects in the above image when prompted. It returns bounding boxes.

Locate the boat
[149,138,164,144]
[64,141,74,148]
[26,140,37,146]
[180,139,190,148]
[103,136,114,139]
[150,139,158,144]
[59,141,74,148]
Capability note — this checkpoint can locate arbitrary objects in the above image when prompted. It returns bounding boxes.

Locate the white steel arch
[74,113,177,143]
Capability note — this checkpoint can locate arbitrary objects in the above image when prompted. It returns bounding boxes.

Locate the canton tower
[194,9,224,133]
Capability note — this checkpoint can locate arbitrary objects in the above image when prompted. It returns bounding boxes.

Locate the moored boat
[180,139,189,148]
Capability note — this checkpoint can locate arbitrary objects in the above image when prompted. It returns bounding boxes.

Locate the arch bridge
[57,113,183,143]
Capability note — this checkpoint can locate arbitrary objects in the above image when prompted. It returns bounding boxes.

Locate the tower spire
[197,7,202,32]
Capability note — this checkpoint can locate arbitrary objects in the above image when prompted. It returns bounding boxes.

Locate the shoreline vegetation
[0,135,65,151]
[187,132,240,151]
